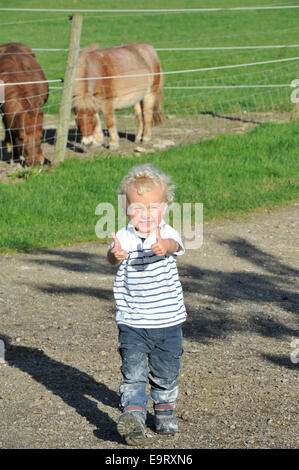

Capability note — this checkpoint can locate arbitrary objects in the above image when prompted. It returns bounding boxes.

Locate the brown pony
[72,42,164,149]
[0,42,49,165]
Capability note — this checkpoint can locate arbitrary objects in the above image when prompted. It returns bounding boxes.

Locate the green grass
[1,0,298,114]
[0,121,298,252]
[0,1,298,253]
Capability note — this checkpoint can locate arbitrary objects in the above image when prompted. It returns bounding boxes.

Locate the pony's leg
[102,101,119,149]
[134,102,144,143]
[4,129,12,153]
[93,113,103,146]
[142,92,155,143]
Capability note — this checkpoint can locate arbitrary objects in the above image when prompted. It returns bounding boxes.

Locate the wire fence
[0,8,298,168]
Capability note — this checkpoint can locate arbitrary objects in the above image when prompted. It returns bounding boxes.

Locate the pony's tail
[152,66,164,127]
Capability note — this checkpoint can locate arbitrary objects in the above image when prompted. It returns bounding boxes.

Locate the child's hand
[111,232,128,261]
[151,227,168,257]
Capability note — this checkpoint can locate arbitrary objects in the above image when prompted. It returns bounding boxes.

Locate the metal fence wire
[0,9,298,167]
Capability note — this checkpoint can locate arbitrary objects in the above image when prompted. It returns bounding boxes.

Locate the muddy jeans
[117,323,184,416]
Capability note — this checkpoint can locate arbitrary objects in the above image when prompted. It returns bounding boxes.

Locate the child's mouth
[137,220,154,232]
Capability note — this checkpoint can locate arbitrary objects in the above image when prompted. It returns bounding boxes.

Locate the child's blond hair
[117,163,175,203]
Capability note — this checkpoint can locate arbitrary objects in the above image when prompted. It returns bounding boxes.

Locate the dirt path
[0,204,298,449]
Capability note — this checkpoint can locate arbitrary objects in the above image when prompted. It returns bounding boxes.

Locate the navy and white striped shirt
[111,219,187,328]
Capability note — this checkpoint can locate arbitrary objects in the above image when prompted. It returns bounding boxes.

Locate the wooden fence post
[53,13,83,165]
[291,79,299,121]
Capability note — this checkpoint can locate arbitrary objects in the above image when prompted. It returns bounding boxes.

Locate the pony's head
[15,110,44,165]
[76,111,99,146]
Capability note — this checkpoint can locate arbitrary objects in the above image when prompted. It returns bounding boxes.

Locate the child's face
[126,183,167,236]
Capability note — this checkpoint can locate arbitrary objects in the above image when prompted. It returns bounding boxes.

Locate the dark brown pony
[72,42,164,149]
[0,42,49,165]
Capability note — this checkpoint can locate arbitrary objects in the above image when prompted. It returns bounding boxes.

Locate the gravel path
[0,204,298,449]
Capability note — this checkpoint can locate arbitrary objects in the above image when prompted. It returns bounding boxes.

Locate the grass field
[0,121,298,252]
[0,1,299,253]
[1,0,299,114]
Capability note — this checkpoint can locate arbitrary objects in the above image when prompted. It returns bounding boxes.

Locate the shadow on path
[0,334,122,444]
[23,237,299,371]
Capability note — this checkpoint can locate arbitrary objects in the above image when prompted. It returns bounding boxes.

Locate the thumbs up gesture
[151,227,168,257]
[110,232,128,262]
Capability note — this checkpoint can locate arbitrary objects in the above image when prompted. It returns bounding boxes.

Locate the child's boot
[117,410,146,445]
[154,403,178,435]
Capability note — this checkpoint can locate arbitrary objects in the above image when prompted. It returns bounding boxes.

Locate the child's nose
[141,207,150,218]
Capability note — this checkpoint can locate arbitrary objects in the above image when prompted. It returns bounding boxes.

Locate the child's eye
[129,205,143,212]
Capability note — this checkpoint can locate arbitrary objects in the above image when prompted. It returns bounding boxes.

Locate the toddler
[107,163,186,445]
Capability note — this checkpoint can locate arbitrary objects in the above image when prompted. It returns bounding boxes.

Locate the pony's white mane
[72,44,102,113]
[80,43,101,55]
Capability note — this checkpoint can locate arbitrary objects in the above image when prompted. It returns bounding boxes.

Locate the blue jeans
[118,323,184,416]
